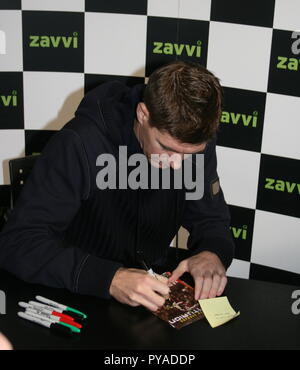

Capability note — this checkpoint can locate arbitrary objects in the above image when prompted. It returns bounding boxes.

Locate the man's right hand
[109,267,170,311]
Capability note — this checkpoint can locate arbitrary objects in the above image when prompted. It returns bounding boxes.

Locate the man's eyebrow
[157,140,180,153]
[157,139,206,154]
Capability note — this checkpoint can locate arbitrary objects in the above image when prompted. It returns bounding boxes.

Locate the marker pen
[140,260,159,280]
[17,312,78,336]
[22,310,80,334]
[140,260,170,300]
[29,300,64,312]
[25,308,82,329]
[19,302,75,322]
[28,300,84,324]
[36,296,87,319]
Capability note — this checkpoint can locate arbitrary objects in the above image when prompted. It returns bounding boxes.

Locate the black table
[0,260,299,350]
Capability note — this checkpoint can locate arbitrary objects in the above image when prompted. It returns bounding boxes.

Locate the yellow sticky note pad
[198,297,240,328]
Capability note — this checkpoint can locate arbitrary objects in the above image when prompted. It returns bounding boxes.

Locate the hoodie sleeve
[181,138,235,270]
[0,128,122,298]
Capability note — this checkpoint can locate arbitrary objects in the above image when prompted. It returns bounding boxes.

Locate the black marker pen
[140,259,159,280]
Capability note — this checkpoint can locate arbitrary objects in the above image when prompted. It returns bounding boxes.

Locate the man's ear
[136,102,149,125]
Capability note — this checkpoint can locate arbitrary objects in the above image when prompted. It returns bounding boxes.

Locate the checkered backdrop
[0,0,299,286]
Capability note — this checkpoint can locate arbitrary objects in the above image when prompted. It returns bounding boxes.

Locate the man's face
[134,102,206,169]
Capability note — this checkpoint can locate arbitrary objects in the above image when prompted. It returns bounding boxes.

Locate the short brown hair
[143,61,223,144]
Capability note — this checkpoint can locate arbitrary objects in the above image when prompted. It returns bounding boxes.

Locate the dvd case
[151,272,204,329]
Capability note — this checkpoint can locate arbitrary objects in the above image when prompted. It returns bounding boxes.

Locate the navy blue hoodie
[0,81,234,299]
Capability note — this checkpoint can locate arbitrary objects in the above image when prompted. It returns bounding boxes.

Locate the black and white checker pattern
[0,0,299,286]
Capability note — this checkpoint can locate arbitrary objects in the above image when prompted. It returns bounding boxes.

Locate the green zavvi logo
[230,225,248,240]
[221,111,258,128]
[153,41,202,58]
[0,91,17,107]
[277,31,300,71]
[265,178,300,195]
[29,32,78,48]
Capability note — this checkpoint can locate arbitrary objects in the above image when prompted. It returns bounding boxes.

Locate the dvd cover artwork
[151,272,204,329]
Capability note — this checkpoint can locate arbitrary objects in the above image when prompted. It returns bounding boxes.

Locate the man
[0,61,234,312]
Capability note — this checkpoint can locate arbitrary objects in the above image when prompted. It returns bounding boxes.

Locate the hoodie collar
[76,81,145,155]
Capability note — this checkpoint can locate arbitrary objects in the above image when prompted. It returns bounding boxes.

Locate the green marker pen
[36,295,87,319]
[22,310,81,334]
[58,321,81,334]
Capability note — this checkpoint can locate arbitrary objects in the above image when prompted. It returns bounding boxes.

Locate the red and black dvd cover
[151,272,204,329]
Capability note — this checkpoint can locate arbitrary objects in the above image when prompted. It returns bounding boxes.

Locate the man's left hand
[168,251,227,300]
